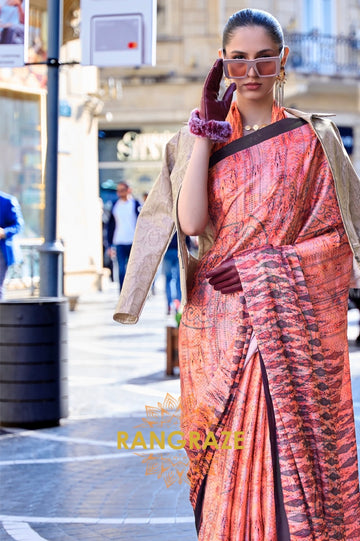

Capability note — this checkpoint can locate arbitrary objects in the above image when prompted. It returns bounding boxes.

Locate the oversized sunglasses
[223,56,281,79]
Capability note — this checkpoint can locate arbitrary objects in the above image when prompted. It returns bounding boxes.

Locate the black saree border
[259,350,291,541]
[194,474,207,535]
[209,117,307,169]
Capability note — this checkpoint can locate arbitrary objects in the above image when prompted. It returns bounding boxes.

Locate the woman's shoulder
[164,125,195,168]
[284,106,337,127]
[170,125,195,146]
[284,106,343,143]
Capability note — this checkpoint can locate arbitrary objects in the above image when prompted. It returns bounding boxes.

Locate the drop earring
[275,66,286,107]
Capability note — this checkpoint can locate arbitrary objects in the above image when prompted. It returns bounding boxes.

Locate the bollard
[0,298,68,428]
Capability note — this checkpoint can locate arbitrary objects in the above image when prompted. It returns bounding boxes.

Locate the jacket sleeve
[312,116,360,280]
[3,196,24,238]
[113,131,181,324]
[107,209,115,247]
[134,199,141,217]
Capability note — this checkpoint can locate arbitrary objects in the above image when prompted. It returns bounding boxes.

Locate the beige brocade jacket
[113,107,360,324]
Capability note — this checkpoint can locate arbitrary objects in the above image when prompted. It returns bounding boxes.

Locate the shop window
[98,127,176,204]
[0,89,44,240]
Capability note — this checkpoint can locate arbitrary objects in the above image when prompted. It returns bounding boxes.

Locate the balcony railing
[284,31,360,79]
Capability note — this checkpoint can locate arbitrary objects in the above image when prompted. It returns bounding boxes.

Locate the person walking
[0,190,23,299]
[163,232,182,314]
[107,182,141,292]
[113,8,360,540]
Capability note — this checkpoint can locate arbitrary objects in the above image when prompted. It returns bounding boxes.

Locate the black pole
[39,0,64,297]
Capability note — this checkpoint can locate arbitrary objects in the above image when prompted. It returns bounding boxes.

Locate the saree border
[259,351,291,541]
[209,117,307,169]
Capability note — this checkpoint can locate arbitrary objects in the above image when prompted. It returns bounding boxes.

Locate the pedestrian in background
[163,232,182,315]
[164,232,194,314]
[349,287,360,344]
[114,8,360,540]
[101,198,114,282]
[0,190,23,299]
[107,182,141,292]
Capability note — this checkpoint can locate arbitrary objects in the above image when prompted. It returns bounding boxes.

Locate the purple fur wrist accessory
[188,109,232,142]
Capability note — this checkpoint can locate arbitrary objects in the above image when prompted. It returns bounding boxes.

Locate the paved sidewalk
[0,279,360,541]
[0,280,197,541]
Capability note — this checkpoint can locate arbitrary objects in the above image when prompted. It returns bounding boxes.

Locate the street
[0,278,359,541]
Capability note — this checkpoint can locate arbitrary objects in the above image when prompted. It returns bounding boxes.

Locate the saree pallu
[179,104,360,541]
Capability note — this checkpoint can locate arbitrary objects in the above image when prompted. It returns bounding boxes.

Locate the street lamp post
[39,0,64,298]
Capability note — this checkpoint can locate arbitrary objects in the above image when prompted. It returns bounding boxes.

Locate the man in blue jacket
[0,190,24,299]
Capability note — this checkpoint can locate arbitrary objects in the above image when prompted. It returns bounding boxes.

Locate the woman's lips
[243,83,261,90]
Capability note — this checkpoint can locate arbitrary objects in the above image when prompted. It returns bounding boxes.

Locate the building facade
[1,0,103,296]
[2,1,360,295]
[98,0,360,202]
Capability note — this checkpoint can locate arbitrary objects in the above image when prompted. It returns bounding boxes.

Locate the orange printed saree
[179,102,360,540]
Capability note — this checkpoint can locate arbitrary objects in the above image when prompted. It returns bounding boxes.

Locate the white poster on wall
[0,0,29,67]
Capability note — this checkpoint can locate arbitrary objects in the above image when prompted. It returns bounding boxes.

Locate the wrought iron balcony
[284,31,360,79]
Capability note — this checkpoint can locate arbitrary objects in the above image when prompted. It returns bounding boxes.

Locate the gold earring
[224,77,232,88]
[275,66,286,107]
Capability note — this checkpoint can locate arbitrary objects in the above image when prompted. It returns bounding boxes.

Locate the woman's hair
[222,9,284,53]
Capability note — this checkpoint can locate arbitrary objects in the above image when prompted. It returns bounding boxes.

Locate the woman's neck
[237,96,275,128]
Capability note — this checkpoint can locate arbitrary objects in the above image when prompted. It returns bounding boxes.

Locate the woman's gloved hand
[188,59,236,142]
[200,59,236,122]
[206,257,242,294]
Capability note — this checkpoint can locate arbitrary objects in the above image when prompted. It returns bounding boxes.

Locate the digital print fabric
[179,102,360,540]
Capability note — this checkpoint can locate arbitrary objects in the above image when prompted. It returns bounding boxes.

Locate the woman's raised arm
[177,59,235,236]
[177,137,212,236]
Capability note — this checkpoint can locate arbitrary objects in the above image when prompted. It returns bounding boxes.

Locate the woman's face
[221,25,288,103]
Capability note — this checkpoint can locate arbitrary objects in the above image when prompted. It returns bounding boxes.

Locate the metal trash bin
[0,297,68,428]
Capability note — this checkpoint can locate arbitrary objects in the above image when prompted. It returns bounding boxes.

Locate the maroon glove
[206,258,242,294]
[188,59,236,142]
[200,59,236,122]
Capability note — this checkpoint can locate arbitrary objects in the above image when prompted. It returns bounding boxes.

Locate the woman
[114,8,360,540]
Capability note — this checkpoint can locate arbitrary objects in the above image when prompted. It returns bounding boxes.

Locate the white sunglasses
[223,56,281,79]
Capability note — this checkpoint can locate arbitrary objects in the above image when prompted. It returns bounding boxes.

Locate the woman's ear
[282,46,290,66]
[218,48,223,58]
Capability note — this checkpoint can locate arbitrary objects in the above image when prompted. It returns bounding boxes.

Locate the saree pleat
[179,103,360,540]
[192,347,276,540]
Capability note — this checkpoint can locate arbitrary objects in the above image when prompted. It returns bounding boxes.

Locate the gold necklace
[244,123,268,132]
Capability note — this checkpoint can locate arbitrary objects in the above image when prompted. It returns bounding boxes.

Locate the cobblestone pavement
[1,279,360,541]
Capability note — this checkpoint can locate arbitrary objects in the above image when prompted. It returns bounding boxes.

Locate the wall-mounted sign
[59,99,72,118]
[0,0,29,67]
[81,0,157,67]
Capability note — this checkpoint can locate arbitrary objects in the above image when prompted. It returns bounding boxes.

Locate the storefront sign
[117,131,175,162]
